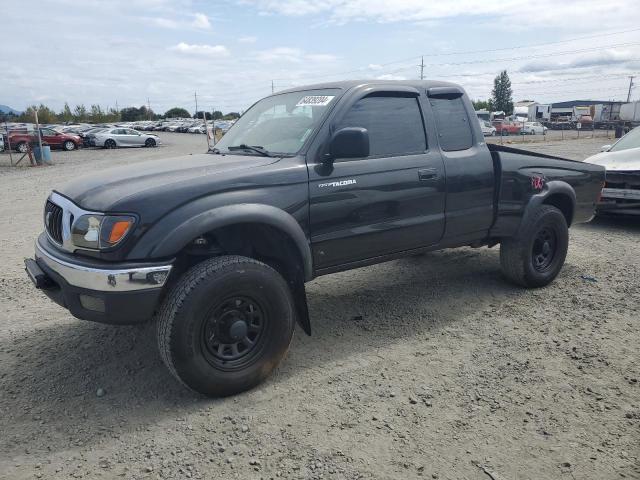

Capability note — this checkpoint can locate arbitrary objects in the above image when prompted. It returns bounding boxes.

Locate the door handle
[418,168,438,181]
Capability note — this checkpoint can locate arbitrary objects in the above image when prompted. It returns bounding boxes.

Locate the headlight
[71,214,135,249]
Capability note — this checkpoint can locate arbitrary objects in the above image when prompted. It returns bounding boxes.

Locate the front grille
[604,172,640,191]
[44,200,64,244]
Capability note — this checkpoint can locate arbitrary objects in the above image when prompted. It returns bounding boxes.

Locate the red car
[492,120,521,136]
[9,128,81,153]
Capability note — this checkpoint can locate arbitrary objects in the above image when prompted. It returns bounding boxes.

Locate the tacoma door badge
[318,179,356,188]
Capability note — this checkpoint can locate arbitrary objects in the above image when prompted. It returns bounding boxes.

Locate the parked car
[9,128,81,153]
[92,128,160,148]
[81,127,110,147]
[25,80,604,397]
[492,120,521,135]
[0,135,4,152]
[479,119,496,136]
[523,122,547,135]
[585,126,640,215]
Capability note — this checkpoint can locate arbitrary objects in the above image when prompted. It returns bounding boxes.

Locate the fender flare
[149,203,314,281]
[519,180,576,233]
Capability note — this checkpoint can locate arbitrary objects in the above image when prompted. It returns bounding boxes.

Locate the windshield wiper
[227,144,274,157]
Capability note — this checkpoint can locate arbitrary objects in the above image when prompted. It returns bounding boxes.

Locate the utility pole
[271,80,274,94]
[419,56,425,80]
[194,92,199,118]
[147,97,151,119]
[627,76,635,102]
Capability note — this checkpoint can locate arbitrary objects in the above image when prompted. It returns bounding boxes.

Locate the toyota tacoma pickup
[25,81,605,397]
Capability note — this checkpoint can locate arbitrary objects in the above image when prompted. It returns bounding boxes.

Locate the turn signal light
[108,220,133,244]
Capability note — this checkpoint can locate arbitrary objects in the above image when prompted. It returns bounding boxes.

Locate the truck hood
[59,153,279,212]
[585,147,640,171]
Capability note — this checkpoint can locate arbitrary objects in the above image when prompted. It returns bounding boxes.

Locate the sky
[2,0,640,115]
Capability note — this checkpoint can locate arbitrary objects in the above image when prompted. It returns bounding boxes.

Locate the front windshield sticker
[296,95,335,107]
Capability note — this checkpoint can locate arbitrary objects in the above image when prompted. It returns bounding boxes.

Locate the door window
[337,95,426,157]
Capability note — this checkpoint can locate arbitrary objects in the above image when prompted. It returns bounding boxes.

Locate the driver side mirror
[601,144,611,152]
[328,127,369,161]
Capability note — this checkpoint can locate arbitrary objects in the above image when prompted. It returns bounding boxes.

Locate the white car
[584,126,640,215]
[479,120,496,136]
[94,128,161,149]
[0,135,4,151]
[523,122,547,135]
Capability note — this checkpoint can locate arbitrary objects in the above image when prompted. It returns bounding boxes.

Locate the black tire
[16,141,28,153]
[63,140,76,151]
[500,205,568,288]
[104,139,116,149]
[156,255,295,397]
[145,138,156,147]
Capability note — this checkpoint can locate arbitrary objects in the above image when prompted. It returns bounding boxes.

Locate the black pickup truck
[25,81,605,396]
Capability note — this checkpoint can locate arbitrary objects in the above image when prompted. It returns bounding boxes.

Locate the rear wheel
[63,140,76,151]
[156,255,295,397]
[500,205,569,288]
[16,141,28,153]
[104,139,116,149]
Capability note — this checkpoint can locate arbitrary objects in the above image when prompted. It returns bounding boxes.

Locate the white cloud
[376,74,407,80]
[169,42,230,57]
[147,12,211,30]
[368,63,383,70]
[191,13,211,29]
[243,0,636,30]
[519,49,637,73]
[254,47,337,63]
[238,36,258,43]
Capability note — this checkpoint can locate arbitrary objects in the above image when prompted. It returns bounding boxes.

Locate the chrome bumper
[34,239,172,292]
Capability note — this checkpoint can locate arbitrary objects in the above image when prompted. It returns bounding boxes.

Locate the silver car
[94,128,161,148]
[585,126,640,215]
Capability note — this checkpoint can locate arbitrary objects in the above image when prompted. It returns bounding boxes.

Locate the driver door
[307,89,446,270]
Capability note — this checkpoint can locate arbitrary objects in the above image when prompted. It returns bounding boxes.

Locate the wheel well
[543,193,574,225]
[168,222,311,334]
[175,222,305,286]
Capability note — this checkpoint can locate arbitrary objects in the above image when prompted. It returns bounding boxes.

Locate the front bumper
[597,187,640,215]
[26,234,173,324]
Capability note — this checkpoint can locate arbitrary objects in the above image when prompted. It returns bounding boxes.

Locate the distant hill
[0,104,22,115]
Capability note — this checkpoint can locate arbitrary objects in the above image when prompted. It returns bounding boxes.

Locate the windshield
[214,88,340,155]
[610,127,640,152]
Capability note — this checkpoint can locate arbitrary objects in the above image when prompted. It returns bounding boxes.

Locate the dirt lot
[0,133,638,480]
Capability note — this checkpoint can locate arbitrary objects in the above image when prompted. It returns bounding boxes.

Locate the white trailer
[620,101,640,123]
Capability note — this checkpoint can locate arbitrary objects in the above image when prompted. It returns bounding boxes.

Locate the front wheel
[16,142,28,153]
[500,205,568,288]
[144,138,156,147]
[104,139,116,149]
[63,140,76,151]
[156,255,295,397]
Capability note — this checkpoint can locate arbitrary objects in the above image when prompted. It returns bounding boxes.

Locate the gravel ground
[0,133,638,480]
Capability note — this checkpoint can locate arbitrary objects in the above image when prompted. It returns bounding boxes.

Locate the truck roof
[277,79,461,95]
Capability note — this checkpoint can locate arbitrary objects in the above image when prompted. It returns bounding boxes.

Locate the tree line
[2,104,240,124]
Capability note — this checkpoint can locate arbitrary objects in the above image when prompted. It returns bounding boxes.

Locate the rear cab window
[429,97,473,151]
